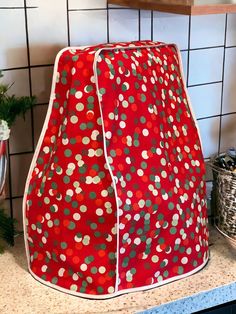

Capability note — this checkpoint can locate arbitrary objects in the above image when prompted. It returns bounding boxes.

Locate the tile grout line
[218,14,228,155]
[66,0,71,46]
[151,10,153,41]
[138,9,141,41]
[186,15,191,87]
[107,2,110,43]
[23,0,35,152]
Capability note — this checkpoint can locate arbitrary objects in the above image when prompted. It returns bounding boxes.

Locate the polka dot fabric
[23,41,209,299]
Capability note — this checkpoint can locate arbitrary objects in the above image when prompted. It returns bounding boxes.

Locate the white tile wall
[2,69,30,97]
[180,51,188,79]
[220,113,236,153]
[31,66,54,103]
[12,198,23,231]
[1,2,236,228]
[198,117,220,158]
[226,13,236,47]
[140,10,151,40]
[190,14,225,49]
[9,111,33,154]
[0,9,27,69]
[27,0,68,65]
[1,0,24,7]
[70,0,106,10]
[153,12,189,50]
[10,153,33,197]
[33,105,48,147]
[188,83,222,119]
[222,47,236,114]
[188,47,224,86]
[109,9,139,42]
[70,10,107,46]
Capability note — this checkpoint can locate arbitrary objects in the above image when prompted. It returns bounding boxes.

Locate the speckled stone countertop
[0,227,235,314]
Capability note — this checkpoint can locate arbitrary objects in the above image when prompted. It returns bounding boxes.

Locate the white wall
[1,0,236,229]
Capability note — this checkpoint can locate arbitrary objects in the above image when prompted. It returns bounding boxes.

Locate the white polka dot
[134,238,141,245]
[120,121,126,129]
[99,266,106,274]
[41,265,47,272]
[108,286,115,294]
[70,115,78,124]
[58,268,65,277]
[45,213,51,220]
[142,150,149,159]
[96,208,103,216]
[137,169,144,176]
[66,189,74,197]
[142,84,147,92]
[73,213,81,221]
[142,129,149,136]
[80,264,87,271]
[75,91,83,99]
[156,148,162,155]
[181,257,188,264]
[101,190,108,197]
[106,131,112,139]
[72,273,79,281]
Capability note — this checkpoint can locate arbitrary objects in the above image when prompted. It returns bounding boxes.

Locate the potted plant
[0,70,36,252]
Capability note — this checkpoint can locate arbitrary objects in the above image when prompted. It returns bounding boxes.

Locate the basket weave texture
[211,162,236,245]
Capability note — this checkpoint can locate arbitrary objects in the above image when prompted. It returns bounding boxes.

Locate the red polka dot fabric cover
[23,41,209,299]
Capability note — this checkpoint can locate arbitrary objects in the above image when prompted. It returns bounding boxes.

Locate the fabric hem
[27,256,209,300]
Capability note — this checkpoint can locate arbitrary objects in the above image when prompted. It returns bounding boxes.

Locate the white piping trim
[93,48,121,293]
[22,42,209,299]
[27,257,209,300]
[22,45,90,271]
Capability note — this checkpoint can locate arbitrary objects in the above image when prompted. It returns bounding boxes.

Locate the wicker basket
[211,157,236,248]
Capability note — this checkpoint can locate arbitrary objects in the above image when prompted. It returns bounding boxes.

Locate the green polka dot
[64,149,72,157]
[80,123,87,130]
[90,223,97,230]
[99,88,106,95]
[68,221,76,230]
[85,85,93,92]
[85,256,94,264]
[178,266,184,275]
[168,202,175,210]
[89,192,96,199]
[128,96,134,103]
[37,158,44,165]
[64,208,70,215]
[65,195,72,203]
[61,242,67,249]
[97,286,104,293]
[61,77,67,85]
[54,219,60,226]
[170,227,177,235]
[91,267,97,274]
[72,201,78,209]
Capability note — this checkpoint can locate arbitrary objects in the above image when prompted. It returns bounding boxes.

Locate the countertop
[0,227,235,314]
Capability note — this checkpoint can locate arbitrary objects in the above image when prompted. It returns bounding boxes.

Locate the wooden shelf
[108,0,236,15]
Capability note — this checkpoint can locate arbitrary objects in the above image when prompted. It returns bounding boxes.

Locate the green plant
[0,209,16,252]
[0,70,36,252]
[0,70,36,128]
